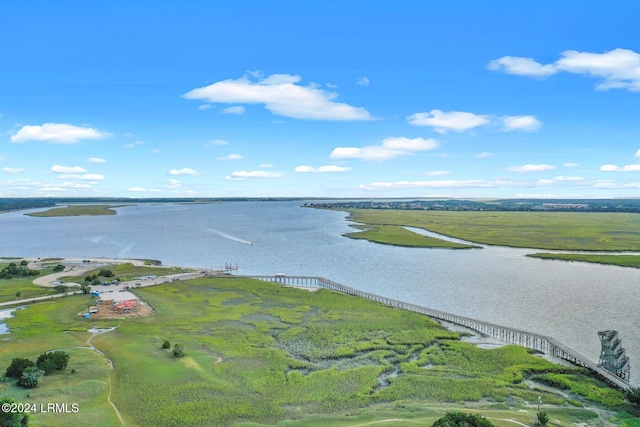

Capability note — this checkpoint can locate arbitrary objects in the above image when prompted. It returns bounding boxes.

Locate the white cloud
[259,163,274,168]
[3,167,24,173]
[87,157,107,163]
[426,171,450,176]
[225,170,282,180]
[123,141,144,148]
[10,123,110,144]
[221,106,245,115]
[355,77,370,86]
[295,165,352,173]
[217,154,243,161]
[600,164,640,172]
[128,187,147,192]
[537,179,556,185]
[407,110,491,133]
[208,139,228,146]
[61,182,91,189]
[487,56,557,77]
[168,179,181,189]
[330,137,438,162]
[564,162,579,167]
[500,115,542,132]
[554,176,585,181]
[183,73,372,121]
[489,48,640,91]
[52,165,87,174]
[79,174,104,181]
[475,152,492,159]
[635,149,640,157]
[168,168,198,176]
[505,164,556,172]
[198,104,212,111]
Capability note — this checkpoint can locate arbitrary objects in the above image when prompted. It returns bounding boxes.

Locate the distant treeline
[307,198,640,213]
[0,197,314,213]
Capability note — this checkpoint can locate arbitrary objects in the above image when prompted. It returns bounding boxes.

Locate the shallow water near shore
[3,201,640,384]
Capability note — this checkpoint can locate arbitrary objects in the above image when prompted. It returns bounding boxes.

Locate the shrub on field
[432,412,495,427]
[17,366,44,389]
[162,340,171,349]
[36,351,69,375]
[5,358,34,378]
[172,344,185,357]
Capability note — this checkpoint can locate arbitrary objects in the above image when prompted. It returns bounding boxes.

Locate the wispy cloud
[208,139,228,146]
[168,168,198,176]
[600,163,640,172]
[407,110,491,133]
[330,137,438,162]
[52,165,87,174]
[87,157,107,163]
[295,165,351,173]
[489,48,640,91]
[128,187,147,192]
[183,73,373,121]
[217,154,243,161]
[2,167,24,173]
[225,170,282,180]
[11,123,110,144]
[505,164,556,172]
[359,180,501,190]
[475,152,492,159]
[499,115,541,132]
[123,141,144,148]
[564,162,579,167]
[355,77,370,86]
[221,106,245,115]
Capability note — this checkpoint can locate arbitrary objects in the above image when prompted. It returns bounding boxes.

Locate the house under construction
[597,330,630,381]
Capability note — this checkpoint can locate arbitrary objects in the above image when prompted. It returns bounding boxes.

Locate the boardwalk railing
[237,274,632,392]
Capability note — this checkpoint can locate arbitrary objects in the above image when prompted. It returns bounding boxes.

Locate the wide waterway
[2,201,639,384]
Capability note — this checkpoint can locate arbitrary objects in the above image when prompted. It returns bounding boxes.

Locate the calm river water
[2,202,639,384]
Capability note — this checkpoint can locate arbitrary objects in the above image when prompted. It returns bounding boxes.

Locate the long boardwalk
[239,274,632,392]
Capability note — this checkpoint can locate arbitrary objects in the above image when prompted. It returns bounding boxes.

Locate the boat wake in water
[206,229,253,245]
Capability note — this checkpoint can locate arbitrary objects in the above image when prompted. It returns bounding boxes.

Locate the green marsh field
[342,209,640,251]
[1,277,636,426]
[527,253,640,268]
[26,205,120,217]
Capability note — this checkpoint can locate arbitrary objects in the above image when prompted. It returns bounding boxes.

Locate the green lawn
[341,209,640,251]
[0,262,56,303]
[527,253,640,268]
[59,263,190,283]
[1,277,632,426]
[26,205,121,217]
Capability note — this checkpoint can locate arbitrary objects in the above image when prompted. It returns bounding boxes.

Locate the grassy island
[345,224,481,249]
[1,275,636,426]
[26,205,121,217]
[527,253,640,268]
[340,209,640,251]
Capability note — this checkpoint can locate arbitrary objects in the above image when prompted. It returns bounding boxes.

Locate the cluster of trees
[432,412,495,427]
[0,397,29,426]
[84,269,117,286]
[0,261,40,279]
[4,351,69,389]
[161,340,185,357]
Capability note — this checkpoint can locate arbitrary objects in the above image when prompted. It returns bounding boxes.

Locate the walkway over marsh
[239,274,632,392]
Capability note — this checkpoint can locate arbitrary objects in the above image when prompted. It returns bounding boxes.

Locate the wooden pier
[239,274,632,392]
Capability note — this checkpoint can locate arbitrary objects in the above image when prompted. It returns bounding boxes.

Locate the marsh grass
[527,253,640,268]
[344,224,480,249]
[0,277,630,426]
[25,205,121,217]
[0,263,54,302]
[343,209,640,251]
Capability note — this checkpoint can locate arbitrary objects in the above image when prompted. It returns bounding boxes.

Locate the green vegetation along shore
[344,224,481,249]
[339,208,640,251]
[527,253,640,268]
[2,276,637,426]
[26,205,120,217]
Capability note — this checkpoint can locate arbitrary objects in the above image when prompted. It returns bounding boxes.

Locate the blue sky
[2,0,640,198]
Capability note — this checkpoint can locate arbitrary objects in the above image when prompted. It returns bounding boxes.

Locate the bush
[99,269,114,277]
[627,387,640,406]
[5,358,34,378]
[172,344,185,357]
[36,351,69,375]
[17,367,44,389]
[53,264,65,272]
[432,412,496,427]
[162,340,171,349]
